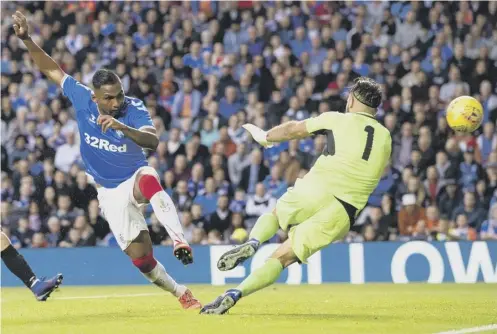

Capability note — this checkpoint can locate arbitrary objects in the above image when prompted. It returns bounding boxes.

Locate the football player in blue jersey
[13,11,201,309]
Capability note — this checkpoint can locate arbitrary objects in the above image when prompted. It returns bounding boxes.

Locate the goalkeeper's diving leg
[200,196,350,315]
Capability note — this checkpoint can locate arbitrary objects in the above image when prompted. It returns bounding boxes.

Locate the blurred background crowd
[1,1,497,249]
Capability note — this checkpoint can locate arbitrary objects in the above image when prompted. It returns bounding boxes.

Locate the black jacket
[239,163,269,192]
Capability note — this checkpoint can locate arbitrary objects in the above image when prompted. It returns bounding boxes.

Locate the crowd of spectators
[1,1,497,249]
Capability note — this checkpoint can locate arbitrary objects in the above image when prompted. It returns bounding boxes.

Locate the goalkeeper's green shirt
[303,111,392,211]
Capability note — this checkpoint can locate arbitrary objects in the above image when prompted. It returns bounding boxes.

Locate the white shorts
[96,166,158,250]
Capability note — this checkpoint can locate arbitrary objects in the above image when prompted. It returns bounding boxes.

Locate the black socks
[1,245,36,287]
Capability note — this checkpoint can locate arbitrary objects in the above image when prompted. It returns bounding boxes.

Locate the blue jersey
[61,75,153,188]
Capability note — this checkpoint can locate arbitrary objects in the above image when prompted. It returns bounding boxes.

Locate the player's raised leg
[133,168,193,264]
[201,239,295,314]
[218,184,303,271]
[1,232,63,301]
[217,211,279,271]
[124,231,201,309]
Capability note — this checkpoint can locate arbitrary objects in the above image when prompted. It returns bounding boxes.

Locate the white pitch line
[434,324,497,334]
[55,292,164,300]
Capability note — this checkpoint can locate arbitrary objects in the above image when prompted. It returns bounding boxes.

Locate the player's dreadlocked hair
[92,69,120,89]
[350,77,383,109]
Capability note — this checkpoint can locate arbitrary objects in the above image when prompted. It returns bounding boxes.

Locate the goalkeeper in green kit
[200,77,392,315]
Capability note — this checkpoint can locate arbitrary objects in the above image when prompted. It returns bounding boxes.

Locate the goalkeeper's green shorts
[275,180,352,263]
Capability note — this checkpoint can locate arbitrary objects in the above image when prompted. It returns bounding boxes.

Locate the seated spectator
[364,207,389,241]
[171,79,202,121]
[28,201,41,231]
[432,216,451,241]
[262,163,288,199]
[394,11,423,50]
[459,147,483,189]
[229,188,246,214]
[180,211,195,244]
[71,171,97,210]
[449,214,477,241]
[207,229,223,245]
[172,180,194,212]
[437,179,462,217]
[362,224,377,242]
[187,163,205,198]
[212,126,237,158]
[398,194,426,236]
[73,215,96,246]
[476,180,491,211]
[206,195,231,234]
[245,183,276,229]
[240,148,269,194]
[440,66,470,102]
[407,175,428,207]
[183,41,203,69]
[475,122,497,166]
[171,155,190,182]
[133,23,154,49]
[54,193,80,221]
[191,204,207,228]
[228,143,251,187]
[204,153,227,181]
[213,169,231,197]
[411,220,430,241]
[452,192,487,231]
[148,213,167,245]
[480,204,497,240]
[424,166,445,205]
[191,227,207,245]
[425,205,440,232]
[9,135,30,166]
[13,182,33,216]
[13,217,33,248]
[219,86,243,120]
[369,163,399,207]
[227,114,247,145]
[31,232,48,248]
[59,228,84,248]
[194,177,219,216]
[0,201,16,228]
[200,118,220,149]
[40,186,57,218]
[479,80,497,124]
[54,132,80,173]
[435,151,458,182]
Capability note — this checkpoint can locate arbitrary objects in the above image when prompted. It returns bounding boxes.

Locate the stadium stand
[1,1,497,248]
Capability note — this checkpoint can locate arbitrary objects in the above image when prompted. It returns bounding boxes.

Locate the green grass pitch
[2,284,496,334]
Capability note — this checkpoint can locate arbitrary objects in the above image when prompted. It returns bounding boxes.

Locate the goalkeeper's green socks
[249,213,280,244]
[235,213,282,297]
[237,258,284,297]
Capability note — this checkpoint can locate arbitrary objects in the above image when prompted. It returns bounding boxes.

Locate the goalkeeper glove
[242,124,274,148]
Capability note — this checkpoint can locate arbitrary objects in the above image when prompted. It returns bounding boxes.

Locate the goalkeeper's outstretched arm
[266,121,310,143]
[12,11,66,86]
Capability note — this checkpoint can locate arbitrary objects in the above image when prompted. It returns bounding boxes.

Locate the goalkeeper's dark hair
[350,77,382,109]
[92,69,120,89]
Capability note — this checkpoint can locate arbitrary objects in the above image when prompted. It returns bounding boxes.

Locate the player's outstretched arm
[12,11,65,86]
[243,121,310,147]
[244,113,335,147]
[266,121,310,142]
